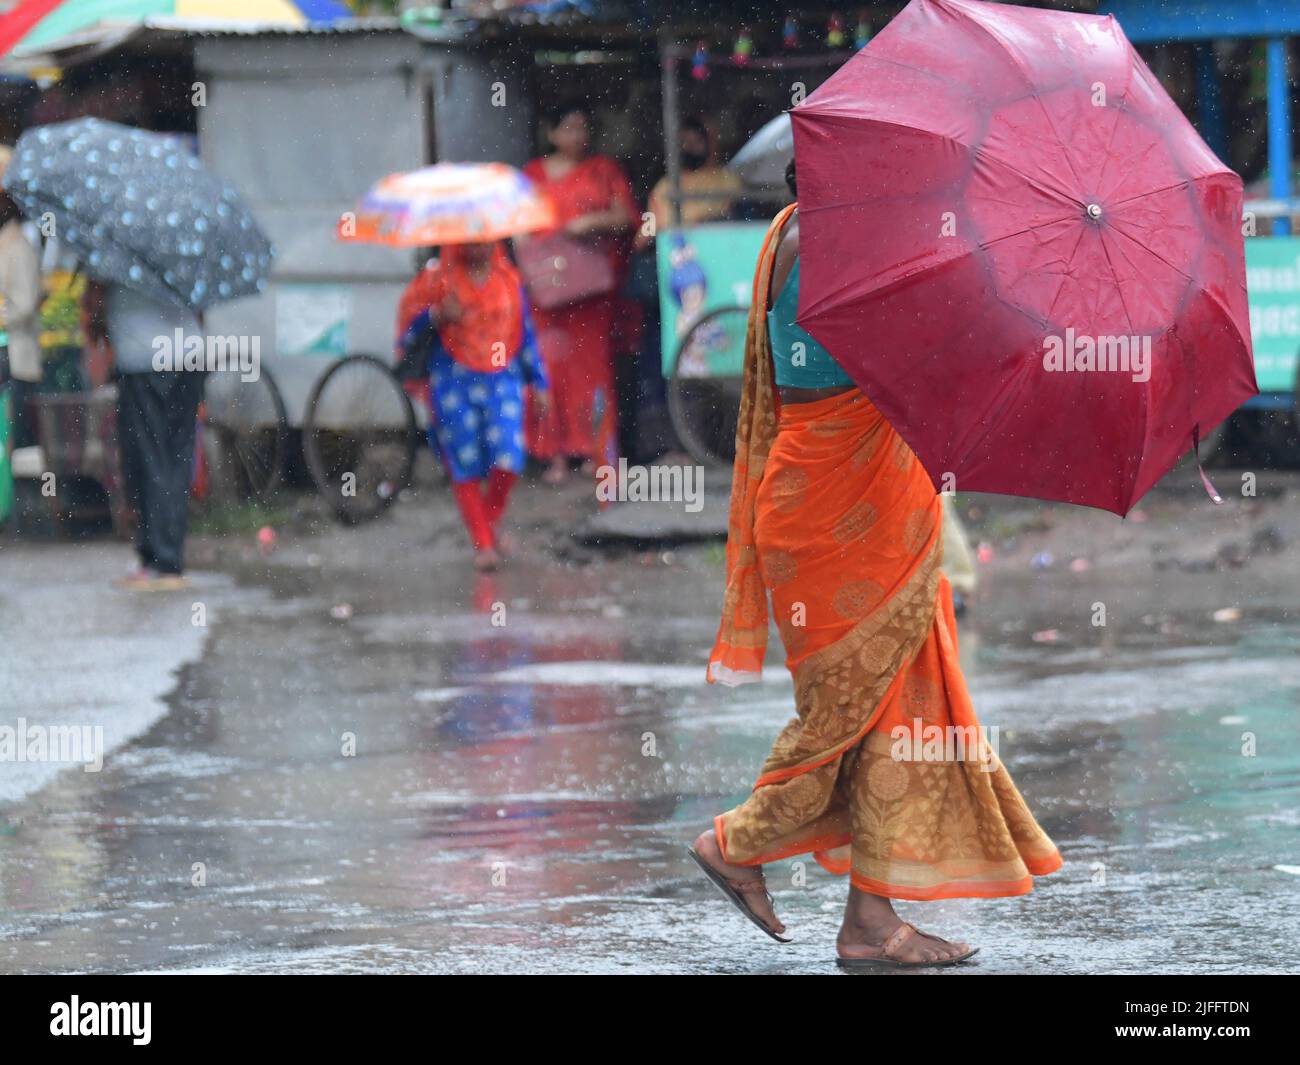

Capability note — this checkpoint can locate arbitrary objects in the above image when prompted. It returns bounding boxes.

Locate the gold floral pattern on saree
[851,431,882,467]
[843,733,1059,891]
[768,466,810,512]
[832,578,886,620]
[754,547,940,779]
[721,711,1061,897]
[759,547,799,586]
[902,508,934,554]
[833,500,879,544]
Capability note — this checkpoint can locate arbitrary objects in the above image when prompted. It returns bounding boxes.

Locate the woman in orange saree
[690,175,1062,968]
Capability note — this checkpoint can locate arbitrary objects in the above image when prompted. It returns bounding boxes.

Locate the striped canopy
[0,0,351,60]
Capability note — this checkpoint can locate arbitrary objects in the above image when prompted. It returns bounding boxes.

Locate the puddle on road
[2,553,1298,974]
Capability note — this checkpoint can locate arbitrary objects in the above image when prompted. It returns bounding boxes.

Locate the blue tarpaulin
[1099,0,1300,43]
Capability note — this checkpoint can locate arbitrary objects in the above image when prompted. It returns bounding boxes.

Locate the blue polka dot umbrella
[3,117,274,311]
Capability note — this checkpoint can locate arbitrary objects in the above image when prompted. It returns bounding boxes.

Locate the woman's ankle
[843,890,898,929]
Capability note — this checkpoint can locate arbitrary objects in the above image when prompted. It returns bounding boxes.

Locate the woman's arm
[565,202,633,238]
[565,157,637,238]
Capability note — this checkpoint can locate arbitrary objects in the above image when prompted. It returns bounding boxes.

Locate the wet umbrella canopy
[2,117,273,311]
[791,0,1257,515]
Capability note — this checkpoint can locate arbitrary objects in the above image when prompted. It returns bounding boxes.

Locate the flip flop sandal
[687,847,791,944]
[836,921,979,970]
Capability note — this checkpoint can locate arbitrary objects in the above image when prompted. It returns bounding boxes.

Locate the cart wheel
[201,368,288,500]
[667,305,748,468]
[303,354,417,524]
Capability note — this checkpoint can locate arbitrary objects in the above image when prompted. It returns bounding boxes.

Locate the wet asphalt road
[2,479,1299,974]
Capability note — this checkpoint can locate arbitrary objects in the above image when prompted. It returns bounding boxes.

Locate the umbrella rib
[1093,227,1152,511]
[977,207,1085,252]
[1093,42,1140,200]
[1107,176,1219,215]
[799,197,1081,323]
[1039,223,1092,327]
[797,242,978,321]
[1109,204,1249,365]
[943,0,1090,199]
[799,129,1082,318]
[797,114,1080,219]
[1094,227,1139,338]
[1104,216,1194,286]
[938,302,1050,481]
[862,50,981,108]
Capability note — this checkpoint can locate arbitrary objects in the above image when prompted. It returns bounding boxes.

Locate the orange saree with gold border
[707,205,1062,900]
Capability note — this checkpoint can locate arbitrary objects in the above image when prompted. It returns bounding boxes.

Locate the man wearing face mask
[643,115,743,238]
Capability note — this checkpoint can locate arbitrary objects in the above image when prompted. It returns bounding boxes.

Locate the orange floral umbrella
[339,162,555,247]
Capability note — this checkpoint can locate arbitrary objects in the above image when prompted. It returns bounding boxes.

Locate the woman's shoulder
[775,210,799,255]
[769,211,799,307]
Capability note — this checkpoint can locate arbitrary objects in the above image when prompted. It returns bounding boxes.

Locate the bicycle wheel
[201,368,288,500]
[303,354,417,524]
[667,305,748,468]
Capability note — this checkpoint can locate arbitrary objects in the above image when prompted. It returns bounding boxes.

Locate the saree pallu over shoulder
[708,207,1062,901]
[707,203,796,687]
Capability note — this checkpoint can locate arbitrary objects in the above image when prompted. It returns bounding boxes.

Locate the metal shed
[193,19,536,422]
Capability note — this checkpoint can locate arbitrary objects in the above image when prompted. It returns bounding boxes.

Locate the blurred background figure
[400,240,549,572]
[644,114,742,234]
[0,144,43,450]
[519,103,636,486]
[83,279,204,590]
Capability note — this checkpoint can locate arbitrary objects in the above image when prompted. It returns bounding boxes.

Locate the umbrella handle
[1191,426,1223,505]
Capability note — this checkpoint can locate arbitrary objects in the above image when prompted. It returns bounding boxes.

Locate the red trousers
[451,469,516,551]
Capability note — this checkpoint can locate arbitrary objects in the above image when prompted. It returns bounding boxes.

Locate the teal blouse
[767,259,853,389]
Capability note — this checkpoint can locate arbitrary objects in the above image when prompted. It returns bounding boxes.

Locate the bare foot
[838,888,972,964]
[473,547,501,572]
[692,829,786,937]
[542,458,567,486]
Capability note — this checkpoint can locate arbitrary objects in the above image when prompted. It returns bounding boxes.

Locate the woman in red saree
[522,104,637,485]
[689,165,1061,968]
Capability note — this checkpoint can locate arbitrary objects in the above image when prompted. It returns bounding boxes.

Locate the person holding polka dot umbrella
[2,117,273,590]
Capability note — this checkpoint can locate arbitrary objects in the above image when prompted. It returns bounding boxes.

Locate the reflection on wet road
[2,530,1298,974]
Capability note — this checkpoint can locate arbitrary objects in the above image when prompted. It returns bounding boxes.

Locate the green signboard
[658,224,1299,397]
[657,222,767,378]
[1244,236,1300,393]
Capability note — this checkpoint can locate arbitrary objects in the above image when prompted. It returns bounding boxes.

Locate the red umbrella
[791,0,1256,515]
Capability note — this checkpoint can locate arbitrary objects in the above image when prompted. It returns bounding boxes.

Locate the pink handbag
[515,233,616,310]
